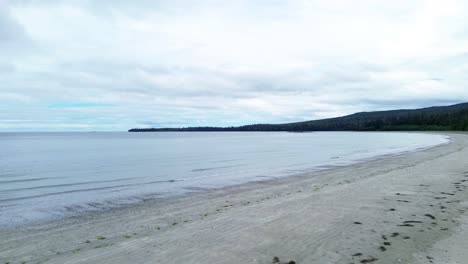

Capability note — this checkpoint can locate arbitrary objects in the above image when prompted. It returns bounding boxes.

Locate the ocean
[0,132,449,227]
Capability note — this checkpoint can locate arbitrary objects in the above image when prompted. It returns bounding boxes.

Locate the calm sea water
[0,132,449,228]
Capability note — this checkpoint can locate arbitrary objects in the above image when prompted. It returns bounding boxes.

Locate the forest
[129,102,468,132]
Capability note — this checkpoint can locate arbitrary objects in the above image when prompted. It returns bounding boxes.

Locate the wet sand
[1,133,468,264]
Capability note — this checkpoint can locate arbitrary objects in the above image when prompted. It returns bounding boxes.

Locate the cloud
[47,103,116,109]
[1,0,468,131]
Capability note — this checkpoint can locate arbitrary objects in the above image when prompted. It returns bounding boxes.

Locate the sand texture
[2,133,468,264]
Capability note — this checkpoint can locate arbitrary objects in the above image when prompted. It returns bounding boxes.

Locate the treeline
[129,102,468,132]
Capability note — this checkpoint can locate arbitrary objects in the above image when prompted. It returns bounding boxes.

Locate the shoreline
[1,133,468,263]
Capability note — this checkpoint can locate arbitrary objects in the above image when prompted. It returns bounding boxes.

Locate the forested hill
[129,102,468,132]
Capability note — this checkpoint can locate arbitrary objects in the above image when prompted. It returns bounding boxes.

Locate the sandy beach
[1,132,468,264]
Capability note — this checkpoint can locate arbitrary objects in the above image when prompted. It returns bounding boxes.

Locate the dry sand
[2,133,468,264]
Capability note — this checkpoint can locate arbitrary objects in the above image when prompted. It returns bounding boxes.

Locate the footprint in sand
[441,192,455,196]
[396,200,410,203]
[404,221,422,224]
[424,213,436,220]
[360,257,378,263]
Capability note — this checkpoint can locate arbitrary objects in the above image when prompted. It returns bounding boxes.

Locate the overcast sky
[1,0,468,131]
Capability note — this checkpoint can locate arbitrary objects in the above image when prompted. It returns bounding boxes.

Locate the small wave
[0,177,64,184]
[0,177,139,193]
[183,186,210,191]
[0,185,128,203]
[0,172,28,178]
[0,178,183,202]
[191,164,243,172]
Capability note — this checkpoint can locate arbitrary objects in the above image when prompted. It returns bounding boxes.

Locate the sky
[1,0,468,131]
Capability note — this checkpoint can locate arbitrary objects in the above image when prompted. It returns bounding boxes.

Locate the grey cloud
[0,8,24,42]
[0,7,35,57]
